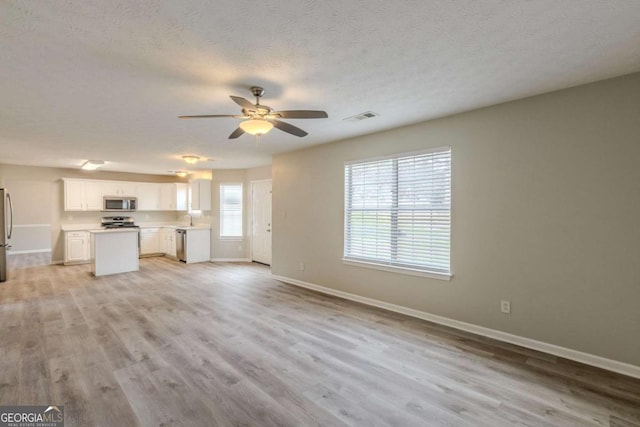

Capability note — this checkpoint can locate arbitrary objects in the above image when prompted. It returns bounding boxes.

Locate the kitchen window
[220,183,243,238]
[344,147,451,279]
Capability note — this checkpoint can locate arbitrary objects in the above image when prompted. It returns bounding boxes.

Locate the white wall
[272,72,640,367]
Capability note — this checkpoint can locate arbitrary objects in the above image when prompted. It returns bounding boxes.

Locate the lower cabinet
[139,227,179,258]
[183,229,211,264]
[140,228,162,256]
[161,227,177,258]
[64,231,90,264]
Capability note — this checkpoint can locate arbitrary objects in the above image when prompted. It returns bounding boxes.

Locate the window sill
[219,237,244,241]
[342,258,452,281]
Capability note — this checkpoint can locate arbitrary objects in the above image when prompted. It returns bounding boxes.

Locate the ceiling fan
[179,86,328,139]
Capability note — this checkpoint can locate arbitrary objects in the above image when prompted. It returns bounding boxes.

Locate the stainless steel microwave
[103,196,137,212]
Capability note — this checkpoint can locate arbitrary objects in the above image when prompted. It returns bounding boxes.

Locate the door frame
[249,178,272,265]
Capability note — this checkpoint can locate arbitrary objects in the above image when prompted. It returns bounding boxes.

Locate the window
[344,147,451,278]
[220,183,243,238]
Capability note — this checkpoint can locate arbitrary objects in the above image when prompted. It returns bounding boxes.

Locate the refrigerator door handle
[6,192,13,240]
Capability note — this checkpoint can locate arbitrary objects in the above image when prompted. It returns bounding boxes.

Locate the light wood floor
[1,253,639,427]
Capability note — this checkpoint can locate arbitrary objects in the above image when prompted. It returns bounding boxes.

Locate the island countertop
[88,228,140,234]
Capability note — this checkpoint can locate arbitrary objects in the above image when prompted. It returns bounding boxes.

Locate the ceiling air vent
[343,111,379,122]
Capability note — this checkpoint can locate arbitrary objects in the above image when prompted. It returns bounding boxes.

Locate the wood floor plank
[1,254,639,427]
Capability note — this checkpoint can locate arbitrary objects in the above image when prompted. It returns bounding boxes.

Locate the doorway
[251,179,272,265]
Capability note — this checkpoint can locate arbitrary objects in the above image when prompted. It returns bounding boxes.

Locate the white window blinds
[220,183,243,237]
[344,147,451,274]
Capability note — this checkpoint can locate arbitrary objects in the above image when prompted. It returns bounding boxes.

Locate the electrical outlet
[500,300,511,314]
[67,215,73,220]
[298,262,305,271]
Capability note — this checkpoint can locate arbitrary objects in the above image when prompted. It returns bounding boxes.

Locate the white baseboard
[211,258,252,262]
[7,249,51,255]
[272,274,640,379]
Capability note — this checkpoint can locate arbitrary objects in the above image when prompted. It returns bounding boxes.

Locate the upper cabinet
[136,182,161,211]
[190,179,211,211]
[101,181,136,197]
[159,184,176,210]
[64,179,105,211]
[175,183,188,211]
[85,181,103,210]
[64,180,87,211]
[158,183,189,211]
[64,178,189,212]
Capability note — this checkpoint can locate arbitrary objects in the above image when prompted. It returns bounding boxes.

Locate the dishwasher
[176,229,187,262]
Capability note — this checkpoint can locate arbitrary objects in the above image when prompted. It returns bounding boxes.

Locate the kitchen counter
[62,222,211,267]
[90,229,139,276]
[89,228,140,234]
[61,223,102,231]
[162,225,212,230]
[62,223,211,231]
[138,223,211,230]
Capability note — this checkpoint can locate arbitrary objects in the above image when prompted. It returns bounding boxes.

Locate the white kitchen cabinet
[85,181,103,210]
[190,179,211,211]
[159,184,176,210]
[64,178,187,212]
[136,183,161,211]
[64,180,85,211]
[159,183,189,211]
[101,181,136,197]
[183,228,211,263]
[140,228,162,255]
[176,183,188,211]
[64,179,101,211]
[64,231,90,264]
[162,227,177,257]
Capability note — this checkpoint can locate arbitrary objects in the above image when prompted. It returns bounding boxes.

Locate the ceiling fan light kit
[179,86,328,140]
[239,118,274,136]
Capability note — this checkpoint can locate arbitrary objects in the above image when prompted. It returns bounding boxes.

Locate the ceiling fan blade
[273,110,328,119]
[269,119,308,137]
[230,96,256,110]
[178,114,244,119]
[228,127,245,139]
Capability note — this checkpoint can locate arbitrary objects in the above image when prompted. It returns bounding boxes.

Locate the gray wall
[272,72,640,366]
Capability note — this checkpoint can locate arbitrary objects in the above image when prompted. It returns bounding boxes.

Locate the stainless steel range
[101,216,139,229]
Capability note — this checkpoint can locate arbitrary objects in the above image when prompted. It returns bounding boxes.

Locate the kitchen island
[90,228,139,276]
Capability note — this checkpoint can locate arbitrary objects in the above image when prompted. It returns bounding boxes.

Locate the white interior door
[251,180,272,265]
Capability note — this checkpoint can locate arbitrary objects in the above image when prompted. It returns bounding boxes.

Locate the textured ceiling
[1,0,639,174]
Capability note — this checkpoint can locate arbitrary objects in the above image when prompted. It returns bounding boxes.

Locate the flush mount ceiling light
[238,118,274,136]
[182,155,200,164]
[81,160,105,170]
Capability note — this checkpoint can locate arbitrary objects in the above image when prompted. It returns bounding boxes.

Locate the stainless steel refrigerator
[1,188,14,282]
